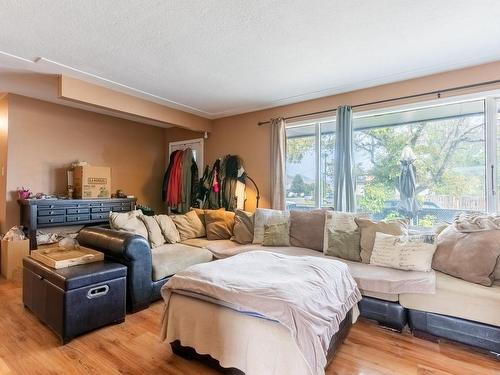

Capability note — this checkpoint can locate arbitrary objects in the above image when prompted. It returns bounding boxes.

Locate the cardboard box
[1,239,30,280]
[73,166,111,199]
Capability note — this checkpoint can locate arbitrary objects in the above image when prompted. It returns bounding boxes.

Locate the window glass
[353,100,486,228]
[320,121,335,208]
[286,124,317,210]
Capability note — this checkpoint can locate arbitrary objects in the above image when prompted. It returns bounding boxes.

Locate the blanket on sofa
[160,251,361,375]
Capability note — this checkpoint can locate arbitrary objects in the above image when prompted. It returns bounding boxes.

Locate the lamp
[238,172,260,209]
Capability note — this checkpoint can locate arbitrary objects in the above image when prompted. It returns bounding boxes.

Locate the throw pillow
[262,222,290,246]
[326,211,369,232]
[289,210,327,251]
[370,232,436,272]
[154,215,181,244]
[432,225,500,286]
[494,259,500,281]
[192,207,225,227]
[171,210,206,241]
[355,218,409,263]
[231,210,254,244]
[324,229,361,262]
[205,210,236,240]
[139,215,165,248]
[253,208,290,244]
[109,210,148,240]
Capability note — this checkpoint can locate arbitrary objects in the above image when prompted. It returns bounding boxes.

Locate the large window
[285,96,500,227]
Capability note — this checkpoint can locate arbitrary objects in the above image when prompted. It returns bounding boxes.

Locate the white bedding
[161,251,361,375]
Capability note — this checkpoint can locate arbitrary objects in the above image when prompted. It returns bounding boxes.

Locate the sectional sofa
[77,225,500,355]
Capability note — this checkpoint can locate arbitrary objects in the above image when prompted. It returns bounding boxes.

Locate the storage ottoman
[23,257,127,344]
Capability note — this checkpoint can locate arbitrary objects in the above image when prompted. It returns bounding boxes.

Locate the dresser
[19,198,136,249]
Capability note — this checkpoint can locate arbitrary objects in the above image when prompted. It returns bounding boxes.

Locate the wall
[0,96,8,232]
[205,61,500,211]
[4,94,167,231]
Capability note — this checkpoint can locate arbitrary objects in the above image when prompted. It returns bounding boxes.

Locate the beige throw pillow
[171,210,206,241]
[371,233,436,272]
[432,225,500,286]
[192,207,225,227]
[154,215,181,244]
[325,229,361,262]
[289,210,327,252]
[262,222,290,246]
[253,208,290,244]
[355,218,409,263]
[109,210,148,240]
[231,210,254,244]
[205,210,235,240]
[327,211,369,232]
[139,215,165,248]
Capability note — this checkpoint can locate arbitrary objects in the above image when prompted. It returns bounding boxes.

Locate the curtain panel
[270,117,287,210]
[334,106,356,212]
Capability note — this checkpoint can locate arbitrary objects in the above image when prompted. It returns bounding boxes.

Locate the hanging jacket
[167,150,184,207]
[179,148,194,213]
[162,151,178,202]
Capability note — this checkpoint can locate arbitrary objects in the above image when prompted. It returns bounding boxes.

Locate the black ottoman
[23,257,127,344]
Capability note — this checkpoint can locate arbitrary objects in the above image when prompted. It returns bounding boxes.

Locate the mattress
[165,292,358,375]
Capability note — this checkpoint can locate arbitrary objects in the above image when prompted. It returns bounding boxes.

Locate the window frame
[285,92,500,214]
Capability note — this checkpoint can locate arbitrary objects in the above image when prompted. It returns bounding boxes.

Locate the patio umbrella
[397,145,420,219]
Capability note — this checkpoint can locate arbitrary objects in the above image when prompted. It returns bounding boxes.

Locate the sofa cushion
[193,207,225,226]
[151,244,213,281]
[205,210,235,240]
[432,225,500,286]
[495,259,500,281]
[171,210,206,241]
[324,229,361,262]
[355,218,409,263]
[253,208,289,244]
[109,210,148,240]
[371,233,436,272]
[400,272,500,327]
[289,210,326,251]
[139,215,165,248]
[231,210,254,244]
[155,215,181,244]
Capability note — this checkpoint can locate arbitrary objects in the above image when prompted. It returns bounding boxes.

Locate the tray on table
[30,246,104,269]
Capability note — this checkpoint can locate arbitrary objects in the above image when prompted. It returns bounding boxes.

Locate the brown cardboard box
[1,239,30,280]
[73,166,111,199]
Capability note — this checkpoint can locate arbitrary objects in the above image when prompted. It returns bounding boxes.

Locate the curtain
[270,117,286,210]
[334,106,356,212]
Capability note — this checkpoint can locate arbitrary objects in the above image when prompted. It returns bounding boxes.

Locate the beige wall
[205,61,500,211]
[0,96,8,232]
[4,94,167,231]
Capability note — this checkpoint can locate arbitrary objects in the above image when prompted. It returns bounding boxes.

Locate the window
[354,100,486,227]
[285,96,500,228]
[285,120,334,210]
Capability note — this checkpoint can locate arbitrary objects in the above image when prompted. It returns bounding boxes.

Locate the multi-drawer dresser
[19,198,136,249]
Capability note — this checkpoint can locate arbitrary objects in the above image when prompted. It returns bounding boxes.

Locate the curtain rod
[257,78,500,126]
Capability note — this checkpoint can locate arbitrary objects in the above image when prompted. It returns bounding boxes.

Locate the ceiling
[1,0,500,119]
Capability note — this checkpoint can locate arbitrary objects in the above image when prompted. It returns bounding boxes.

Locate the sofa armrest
[77,226,153,312]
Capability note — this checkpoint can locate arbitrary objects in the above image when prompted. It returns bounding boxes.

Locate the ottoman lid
[23,257,127,290]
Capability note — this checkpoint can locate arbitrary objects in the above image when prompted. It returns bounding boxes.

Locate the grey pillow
[262,222,290,247]
[324,229,361,262]
[289,210,327,252]
[231,210,254,244]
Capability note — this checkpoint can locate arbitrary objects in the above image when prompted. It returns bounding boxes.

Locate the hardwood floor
[0,278,498,375]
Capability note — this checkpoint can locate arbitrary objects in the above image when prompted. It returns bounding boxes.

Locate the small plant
[419,215,437,228]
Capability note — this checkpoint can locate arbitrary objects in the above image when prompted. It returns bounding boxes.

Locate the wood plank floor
[0,278,498,375]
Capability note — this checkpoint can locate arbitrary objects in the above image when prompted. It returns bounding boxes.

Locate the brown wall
[205,61,500,211]
[0,96,8,232]
[4,94,167,231]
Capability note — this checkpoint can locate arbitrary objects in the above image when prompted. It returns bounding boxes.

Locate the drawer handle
[87,285,109,299]
[50,211,54,214]
[49,219,54,223]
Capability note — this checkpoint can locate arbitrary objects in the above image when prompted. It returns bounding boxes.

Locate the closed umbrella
[397,145,420,219]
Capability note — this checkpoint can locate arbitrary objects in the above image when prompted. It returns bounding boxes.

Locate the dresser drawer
[91,207,112,213]
[38,209,66,216]
[67,208,90,215]
[91,213,110,220]
[38,216,65,225]
[66,214,90,222]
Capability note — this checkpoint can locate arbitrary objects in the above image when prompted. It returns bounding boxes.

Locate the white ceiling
[1,0,500,119]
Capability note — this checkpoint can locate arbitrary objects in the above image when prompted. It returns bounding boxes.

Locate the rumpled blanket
[454,212,500,233]
[161,251,361,375]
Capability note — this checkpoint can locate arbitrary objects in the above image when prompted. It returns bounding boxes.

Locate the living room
[0,2,499,375]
